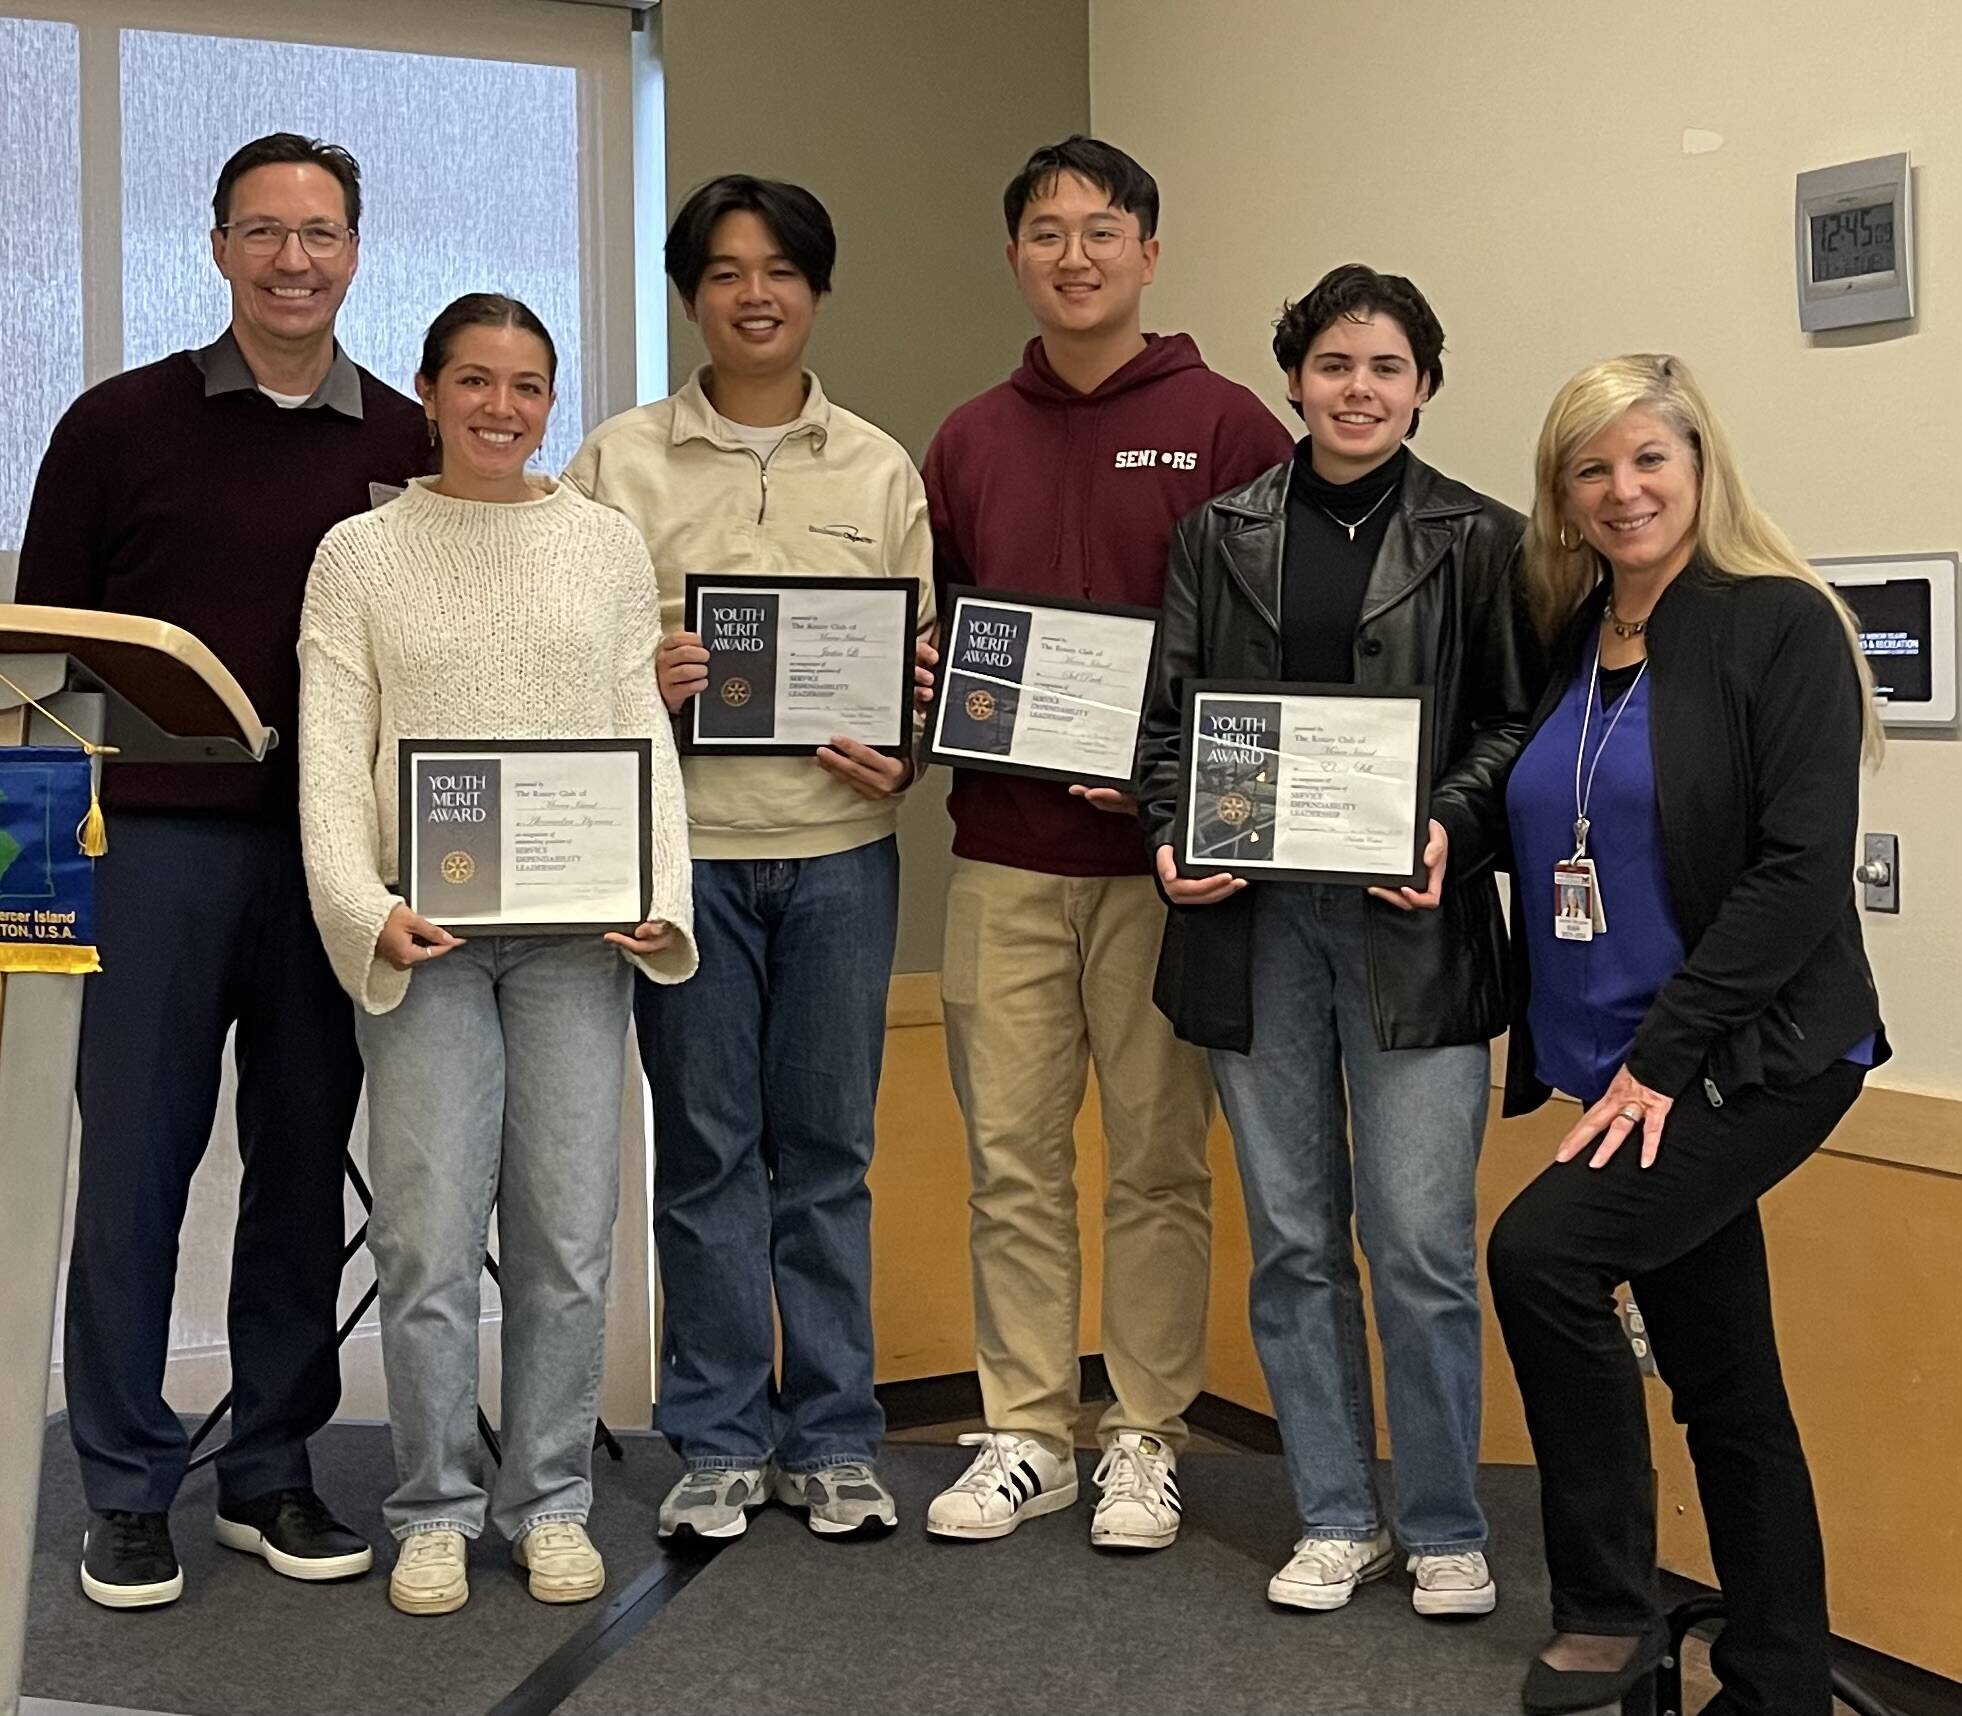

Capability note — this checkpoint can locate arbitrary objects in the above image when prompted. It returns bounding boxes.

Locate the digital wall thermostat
[1795,152,1913,331]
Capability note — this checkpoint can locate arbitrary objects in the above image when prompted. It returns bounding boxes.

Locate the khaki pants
[941,858,1214,1457]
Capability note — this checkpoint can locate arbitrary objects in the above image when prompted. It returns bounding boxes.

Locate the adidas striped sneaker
[1090,1431,1182,1550]
[924,1432,1078,1540]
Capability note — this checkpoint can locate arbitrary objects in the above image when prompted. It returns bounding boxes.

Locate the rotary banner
[0,747,102,974]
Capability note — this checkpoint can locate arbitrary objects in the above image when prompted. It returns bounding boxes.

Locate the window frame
[2,0,645,572]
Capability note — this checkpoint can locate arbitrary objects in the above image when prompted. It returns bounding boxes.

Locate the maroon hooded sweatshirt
[924,332,1295,876]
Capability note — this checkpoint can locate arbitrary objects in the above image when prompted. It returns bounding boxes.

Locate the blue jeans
[1210,885,1490,1553]
[356,935,630,1542]
[636,837,896,1471]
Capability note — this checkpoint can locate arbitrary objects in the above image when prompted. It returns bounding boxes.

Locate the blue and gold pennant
[0,746,102,974]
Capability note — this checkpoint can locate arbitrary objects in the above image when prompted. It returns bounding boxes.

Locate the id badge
[1554,858,1608,941]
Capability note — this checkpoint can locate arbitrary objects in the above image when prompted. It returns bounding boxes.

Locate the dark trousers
[64,813,361,1514]
[1488,1060,1864,1716]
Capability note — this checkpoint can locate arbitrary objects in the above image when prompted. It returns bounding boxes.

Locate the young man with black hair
[1137,264,1541,1614]
[566,174,934,1543]
[17,132,428,1608]
[922,136,1293,1550]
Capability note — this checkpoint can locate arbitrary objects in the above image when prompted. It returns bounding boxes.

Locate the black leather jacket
[1137,452,1542,1053]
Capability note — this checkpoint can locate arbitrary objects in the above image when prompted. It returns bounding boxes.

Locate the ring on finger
[1617,1104,1642,1123]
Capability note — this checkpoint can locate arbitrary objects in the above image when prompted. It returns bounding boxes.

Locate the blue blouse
[1506,640,1872,1107]
[1507,647,1683,1106]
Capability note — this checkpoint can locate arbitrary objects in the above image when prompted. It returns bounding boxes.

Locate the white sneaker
[389,1529,468,1616]
[1409,1549,1496,1616]
[925,1432,1078,1540]
[1267,1529,1395,1611]
[514,1521,605,1604]
[1089,1432,1182,1551]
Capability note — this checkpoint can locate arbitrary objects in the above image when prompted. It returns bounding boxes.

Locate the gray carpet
[25,1421,1577,1716]
[560,1449,1560,1716]
[24,1415,681,1716]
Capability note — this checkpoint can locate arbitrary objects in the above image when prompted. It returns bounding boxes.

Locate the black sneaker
[80,1510,184,1609]
[214,1486,373,1581]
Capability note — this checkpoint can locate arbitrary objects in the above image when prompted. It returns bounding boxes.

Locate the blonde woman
[1488,354,1885,1716]
[299,294,695,1616]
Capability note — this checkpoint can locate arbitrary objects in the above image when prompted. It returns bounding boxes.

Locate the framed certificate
[397,739,652,934]
[1176,682,1432,886]
[681,574,918,756]
[925,586,1160,788]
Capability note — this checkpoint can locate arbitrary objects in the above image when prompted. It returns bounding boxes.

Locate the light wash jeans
[357,935,630,1542]
[635,838,896,1472]
[1209,885,1491,1554]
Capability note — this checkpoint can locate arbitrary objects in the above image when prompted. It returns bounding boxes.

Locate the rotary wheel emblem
[720,677,752,707]
[1217,791,1252,828]
[440,851,476,885]
[964,688,996,722]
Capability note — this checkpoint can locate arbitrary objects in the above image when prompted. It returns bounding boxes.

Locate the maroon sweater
[924,333,1295,876]
[16,346,428,821]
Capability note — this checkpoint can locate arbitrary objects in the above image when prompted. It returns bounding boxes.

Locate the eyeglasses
[1018,225,1136,263]
[218,219,356,259]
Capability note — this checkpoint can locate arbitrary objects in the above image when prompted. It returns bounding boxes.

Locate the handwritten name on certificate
[505,754,640,916]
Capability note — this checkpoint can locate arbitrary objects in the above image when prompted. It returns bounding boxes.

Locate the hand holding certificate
[926,587,1160,788]
[680,574,917,756]
[1175,682,1432,887]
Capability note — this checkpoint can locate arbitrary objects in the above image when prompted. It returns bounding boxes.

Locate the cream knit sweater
[298,476,696,1014]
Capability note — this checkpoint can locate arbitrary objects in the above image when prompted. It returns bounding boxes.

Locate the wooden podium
[0,605,271,1716]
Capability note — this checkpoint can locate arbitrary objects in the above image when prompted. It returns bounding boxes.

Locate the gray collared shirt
[191,327,365,419]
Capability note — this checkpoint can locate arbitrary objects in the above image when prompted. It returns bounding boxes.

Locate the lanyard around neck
[1571,642,1648,858]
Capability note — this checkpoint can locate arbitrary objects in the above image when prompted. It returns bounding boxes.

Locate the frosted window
[2,19,83,556]
[120,31,585,476]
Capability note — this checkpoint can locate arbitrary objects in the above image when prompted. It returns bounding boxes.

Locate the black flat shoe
[1521,1627,1663,1715]
[215,1486,373,1581]
[81,1510,183,1609]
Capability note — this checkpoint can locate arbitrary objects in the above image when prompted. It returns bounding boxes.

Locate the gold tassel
[77,786,108,858]
[0,669,119,858]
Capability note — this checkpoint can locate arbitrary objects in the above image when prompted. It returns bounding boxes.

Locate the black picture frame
[923,584,1161,788]
[1174,680,1433,887]
[397,737,653,935]
[680,573,919,757]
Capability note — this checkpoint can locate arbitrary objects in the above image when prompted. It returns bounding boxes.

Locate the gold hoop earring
[1557,522,1584,553]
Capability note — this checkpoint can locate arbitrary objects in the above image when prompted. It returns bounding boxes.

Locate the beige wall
[1090,0,1961,1099]
[1088,0,1962,1674]
[660,0,1092,972]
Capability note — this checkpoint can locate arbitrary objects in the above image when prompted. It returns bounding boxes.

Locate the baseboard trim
[875,1355,1113,1432]
[1185,1390,1286,1456]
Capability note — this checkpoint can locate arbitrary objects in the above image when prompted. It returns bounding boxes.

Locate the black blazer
[1138,452,1542,1054]
[1502,564,1889,1117]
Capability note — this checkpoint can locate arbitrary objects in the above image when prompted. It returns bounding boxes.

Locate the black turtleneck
[1281,441,1408,683]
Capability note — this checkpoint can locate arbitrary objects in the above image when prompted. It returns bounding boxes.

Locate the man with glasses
[17,132,427,1608]
[922,137,1293,1548]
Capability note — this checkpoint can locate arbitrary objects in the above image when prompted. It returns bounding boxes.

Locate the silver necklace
[1320,486,1397,541]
